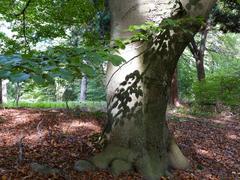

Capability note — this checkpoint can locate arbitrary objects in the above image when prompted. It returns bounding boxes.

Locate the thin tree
[80,75,88,101]
[170,68,181,107]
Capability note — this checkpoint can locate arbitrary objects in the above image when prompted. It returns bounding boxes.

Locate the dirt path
[0,108,239,179]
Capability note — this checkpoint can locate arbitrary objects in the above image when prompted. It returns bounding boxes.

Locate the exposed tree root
[168,138,190,170]
[89,138,189,179]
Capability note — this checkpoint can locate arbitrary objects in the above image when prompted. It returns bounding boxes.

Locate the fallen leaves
[0,108,239,179]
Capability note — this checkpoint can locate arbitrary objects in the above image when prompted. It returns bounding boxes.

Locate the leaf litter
[0,108,239,179]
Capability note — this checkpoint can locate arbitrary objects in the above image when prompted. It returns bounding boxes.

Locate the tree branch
[190,38,199,53]
[188,42,198,59]
[15,0,32,17]
[22,13,30,53]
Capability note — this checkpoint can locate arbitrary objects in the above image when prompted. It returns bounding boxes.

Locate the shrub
[193,73,240,106]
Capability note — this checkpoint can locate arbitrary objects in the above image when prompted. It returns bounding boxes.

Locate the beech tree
[0,0,217,178]
[90,0,217,178]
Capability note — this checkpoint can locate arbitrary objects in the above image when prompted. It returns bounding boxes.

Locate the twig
[37,120,43,140]
[22,172,33,180]
[17,131,25,165]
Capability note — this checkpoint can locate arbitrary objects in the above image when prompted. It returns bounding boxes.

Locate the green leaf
[32,75,45,84]
[0,70,11,78]
[80,63,95,77]
[10,72,30,82]
[107,54,125,66]
[114,39,126,49]
[59,69,74,81]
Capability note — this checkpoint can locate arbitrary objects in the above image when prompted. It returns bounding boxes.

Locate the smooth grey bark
[80,75,88,101]
[91,0,217,179]
[2,80,7,103]
[0,79,7,104]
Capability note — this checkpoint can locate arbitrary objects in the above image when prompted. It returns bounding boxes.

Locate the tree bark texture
[80,75,88,101]
[91,0,217,179]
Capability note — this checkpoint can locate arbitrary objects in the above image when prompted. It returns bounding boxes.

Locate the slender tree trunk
[0,80,7,105]
[188,19,211,81]
[0,80,3,105]
[55,81,65,101]
[170,68,181,107]
[80,75,88,101]
[90,0,216,179]
[15,83,21,107]
[2,80,8,103]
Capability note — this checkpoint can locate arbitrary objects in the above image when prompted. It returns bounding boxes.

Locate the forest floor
[0,108,239,180]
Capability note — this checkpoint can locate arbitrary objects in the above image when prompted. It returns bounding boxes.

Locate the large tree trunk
[79,75,88,101]
[91,0,216,179]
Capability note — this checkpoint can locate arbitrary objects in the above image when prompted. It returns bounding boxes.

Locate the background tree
[80,75,88,101]
[171,0,240,106]
[170,68,180,107]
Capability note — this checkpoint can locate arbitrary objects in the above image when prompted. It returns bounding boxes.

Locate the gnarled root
[89,139,189,179]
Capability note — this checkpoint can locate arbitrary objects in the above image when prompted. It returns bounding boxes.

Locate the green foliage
[0,0,96,40]
[87,75,106,101]
[114,17,205,49]
[193,73,240,106]
[212,0,240,33]
[178,32,240,104]
[4,100,107,111]
[0,45,125,84]
[0,0,124,86]
[178,55,196,100]
[62,88,78,102]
